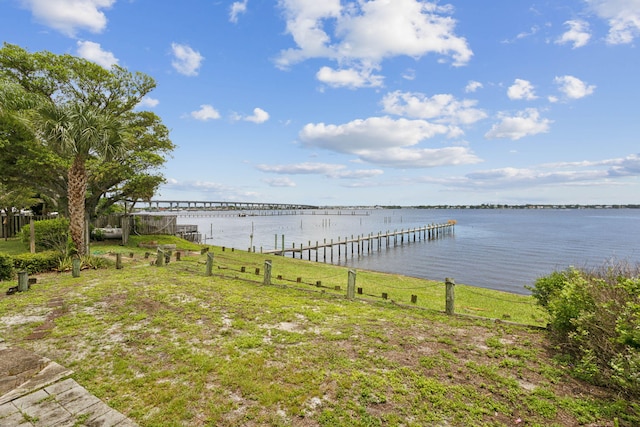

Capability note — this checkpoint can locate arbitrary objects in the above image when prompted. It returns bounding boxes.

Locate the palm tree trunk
[68,156,87,256]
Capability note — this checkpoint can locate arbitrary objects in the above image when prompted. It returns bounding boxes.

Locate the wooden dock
[262,222,455,262]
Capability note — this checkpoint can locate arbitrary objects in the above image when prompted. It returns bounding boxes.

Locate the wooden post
[411,295,418,304]
[29,217,35,254]
[72,258,81,277]
[263,260,272,285]
[18,271,28,292]
[445,278,456,315]
[156,249,165,267]
[347,269,356,299]
[206,252,214,276]
[331,239,334,262]
[116,253,123,269]
[323,239,326,262]
[176,251,181,261]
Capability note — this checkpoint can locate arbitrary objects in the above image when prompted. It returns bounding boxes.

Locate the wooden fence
[1,213,179,240]
[0,214,58,239]
[94,214,178,236]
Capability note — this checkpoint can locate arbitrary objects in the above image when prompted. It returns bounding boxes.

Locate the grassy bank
[1,237,638,426]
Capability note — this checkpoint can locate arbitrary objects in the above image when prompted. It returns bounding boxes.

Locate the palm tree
[36,102,126,256]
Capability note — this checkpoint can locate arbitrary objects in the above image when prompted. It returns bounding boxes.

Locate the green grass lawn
[1,237,637,426]
[0,237,28,255]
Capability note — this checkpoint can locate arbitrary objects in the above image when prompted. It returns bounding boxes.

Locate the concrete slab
[43,378,78,396]
[62,392,102,414]
[0,346,138,427]
[77,401,115,422]
[1,409,32,426]
[86,408,127,427]
[0,361,72,405]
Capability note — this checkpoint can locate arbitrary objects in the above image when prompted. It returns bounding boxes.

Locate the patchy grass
[0,241,637,426]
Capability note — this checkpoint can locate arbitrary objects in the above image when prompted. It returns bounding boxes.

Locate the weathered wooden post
[205,252,214,276]
[116,253,123,269]
[264,260,272,285]
[72,258,81,277]
[29,217,35,254]
[17,271,29,292]
[156,249,165,267]
[347,269,356,299]
[445,277,456,315]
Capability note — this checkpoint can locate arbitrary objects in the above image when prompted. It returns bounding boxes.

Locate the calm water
[172,208,640,294]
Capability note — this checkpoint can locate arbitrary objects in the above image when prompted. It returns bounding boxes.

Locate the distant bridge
[140,200,319,211]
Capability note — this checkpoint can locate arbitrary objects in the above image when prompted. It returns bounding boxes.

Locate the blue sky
[2,0,640,206]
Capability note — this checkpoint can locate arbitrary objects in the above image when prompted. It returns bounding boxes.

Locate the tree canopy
[0,43,175,254]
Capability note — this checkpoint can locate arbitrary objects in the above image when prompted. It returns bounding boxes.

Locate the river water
[171,208,640,294]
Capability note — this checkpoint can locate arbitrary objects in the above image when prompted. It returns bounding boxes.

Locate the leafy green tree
[0,43,174,255]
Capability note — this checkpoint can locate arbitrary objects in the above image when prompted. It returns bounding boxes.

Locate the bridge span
[141,200,319,211]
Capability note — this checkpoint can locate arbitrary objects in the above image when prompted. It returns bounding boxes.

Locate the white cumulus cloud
[171,43,204,76]
[381,91,487,128]
[245,107,270,124]
[191,104,221,121]
[554,75,596,99]
[586,0,640,44]
[316,66,384,88]
[76,40,118,68]
[507,79,537,100]
[276,0,472,88]
[230,0,248,23]
[485,108,552,140]
[299,116,481,168]
[20,0,115,37]
[556,20,591,48]
[465,80,483,93]
[300,116,449,153]
[138,97,159,108]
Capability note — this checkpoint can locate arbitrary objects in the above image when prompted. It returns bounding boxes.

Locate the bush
[529,261,640,397]
[56,255,114,272]
[18,217,72,254]
[12,251,61,274]
[0,253,14,281]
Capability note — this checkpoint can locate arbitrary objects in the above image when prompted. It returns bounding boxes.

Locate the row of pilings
[261,222,455,263]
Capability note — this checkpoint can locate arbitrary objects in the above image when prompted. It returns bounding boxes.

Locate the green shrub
[12,251,61,274]
[530,262,640,397]
[18,217,72,254]
[527,269,571,309]
[0,252,14,281]
[56,255,114,272]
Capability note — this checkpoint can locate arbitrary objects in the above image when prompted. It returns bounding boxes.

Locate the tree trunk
[68,157,87,256]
